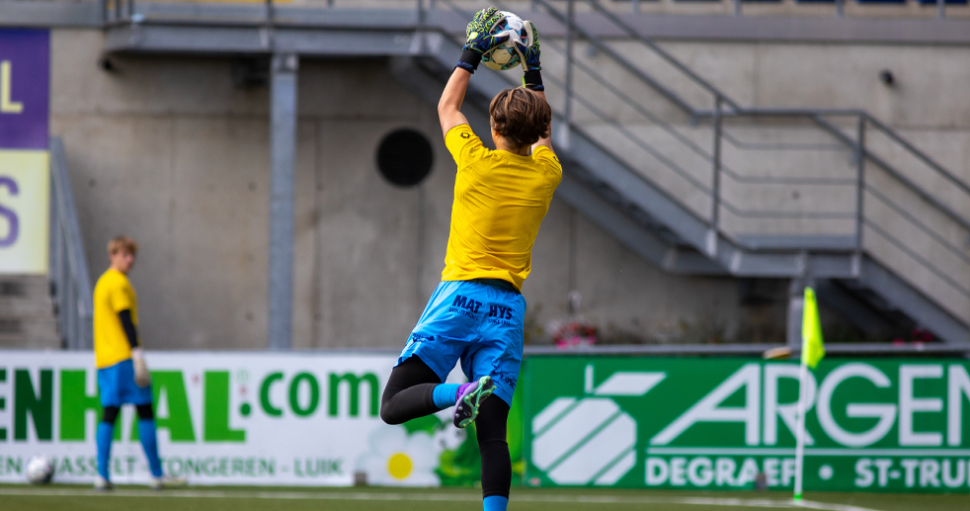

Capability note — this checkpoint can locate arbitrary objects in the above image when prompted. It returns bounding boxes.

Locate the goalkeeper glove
[518,20,544,91]
[132,348,151,388]
[457,7,509,74]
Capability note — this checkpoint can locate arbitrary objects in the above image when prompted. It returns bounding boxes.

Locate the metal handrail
[583,0,743,112]
[809,114,970,233]
[864,220,970,301]
[49,138,93,351]
[531,0,697,116]
[483,0,968,324]
[432,0,969,285]
[496,10,861,222]
[546,0,954,20]
[557,0,970,235]
[862,113,970,199]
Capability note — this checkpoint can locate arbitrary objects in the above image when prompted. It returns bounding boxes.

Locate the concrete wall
[51,29,759,350]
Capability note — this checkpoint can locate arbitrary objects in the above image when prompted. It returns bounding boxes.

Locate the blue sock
[483,496,509,511]
[96,422,114,480]
[432,383,461,409]
[138,419,164,478]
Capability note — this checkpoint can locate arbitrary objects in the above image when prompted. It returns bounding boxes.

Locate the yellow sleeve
[107,279,133,313]
[533,146,563,180]
[445,124,487,170]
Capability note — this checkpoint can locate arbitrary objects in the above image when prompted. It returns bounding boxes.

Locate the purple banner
[0,29,49,150]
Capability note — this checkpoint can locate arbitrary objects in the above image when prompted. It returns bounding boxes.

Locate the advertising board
[0,29,50,275]
[523,357,970,493]
[0,351,483,486]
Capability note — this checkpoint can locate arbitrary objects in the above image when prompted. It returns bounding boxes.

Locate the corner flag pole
[794,286,824,501]
[793,357,808,500]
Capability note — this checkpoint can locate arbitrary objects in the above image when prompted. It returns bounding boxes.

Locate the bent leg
[380,357,453,425]
[476,397,511,509]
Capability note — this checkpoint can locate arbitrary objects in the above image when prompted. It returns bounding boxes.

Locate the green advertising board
[522,357,970,493]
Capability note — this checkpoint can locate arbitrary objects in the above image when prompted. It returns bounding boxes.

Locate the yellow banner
[0,150,49,274]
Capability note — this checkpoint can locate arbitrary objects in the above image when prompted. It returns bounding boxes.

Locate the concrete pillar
[267,53,298,350]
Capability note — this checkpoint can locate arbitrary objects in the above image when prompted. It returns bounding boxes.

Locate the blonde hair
[107,236,138,257]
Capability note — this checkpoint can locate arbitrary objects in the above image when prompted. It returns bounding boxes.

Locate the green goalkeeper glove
[517,20,541,71]
[457,7,509,73]
[518,21,544,91]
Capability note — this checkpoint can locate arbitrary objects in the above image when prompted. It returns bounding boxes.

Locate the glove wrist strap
[523,69,544,91]
[457,49,482,74]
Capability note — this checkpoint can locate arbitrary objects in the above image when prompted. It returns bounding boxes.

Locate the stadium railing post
[561,0,575,150]
[855,116,866,251]
[708,97,722,258]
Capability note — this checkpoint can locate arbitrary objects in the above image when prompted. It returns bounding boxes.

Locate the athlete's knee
[380,386,401,424]
[475,399,510,444]
[101,406,120,425]
[136,403,154,421]
[380,405,405,425]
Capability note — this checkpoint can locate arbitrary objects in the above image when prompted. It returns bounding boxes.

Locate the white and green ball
[482,12,533,72]
[26,455,55,484]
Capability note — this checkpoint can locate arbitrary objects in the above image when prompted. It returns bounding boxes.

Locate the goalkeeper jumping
[380,8,558,511]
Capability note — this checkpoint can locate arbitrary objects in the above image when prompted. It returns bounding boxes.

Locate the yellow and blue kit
[93,268,151,407]
[397,124,562,405]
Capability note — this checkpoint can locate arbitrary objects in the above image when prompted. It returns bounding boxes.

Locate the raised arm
[439,7,509,138]
[520,21,554,155]
[438,69,472,138]
[530,89,554,154]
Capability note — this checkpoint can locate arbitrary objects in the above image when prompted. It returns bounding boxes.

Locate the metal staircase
[86,0,970,344]
[393,0,970,344]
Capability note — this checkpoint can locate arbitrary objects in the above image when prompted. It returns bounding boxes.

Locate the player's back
[93,269,138,368]
[442,124,562,290]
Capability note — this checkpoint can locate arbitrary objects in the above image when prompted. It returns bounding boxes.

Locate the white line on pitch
[0,487,885,511]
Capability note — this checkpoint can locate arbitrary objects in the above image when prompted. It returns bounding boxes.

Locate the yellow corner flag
[801,287,825,369]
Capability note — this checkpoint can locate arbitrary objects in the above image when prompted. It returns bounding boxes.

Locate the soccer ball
[482,11,534,72]
[26,455,55,484]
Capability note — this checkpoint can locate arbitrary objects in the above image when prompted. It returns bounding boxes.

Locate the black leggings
[381,357,511,499]
[101,404,154,425]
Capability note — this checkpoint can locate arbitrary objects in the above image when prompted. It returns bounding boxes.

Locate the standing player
[380,9,557,511]
[92,236,185,490]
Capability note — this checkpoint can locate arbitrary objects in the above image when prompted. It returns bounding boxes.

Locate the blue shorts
[98,359,153,408]
[397,280,526,405]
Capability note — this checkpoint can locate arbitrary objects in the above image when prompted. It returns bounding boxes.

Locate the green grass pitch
[1,485,968,511]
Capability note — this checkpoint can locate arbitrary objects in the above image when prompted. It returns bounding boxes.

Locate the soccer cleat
[453,376,495,429]
[149,475,187,490]
[94,475,114,491]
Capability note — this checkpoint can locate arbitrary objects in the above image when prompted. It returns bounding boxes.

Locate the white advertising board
[0,351,465,486]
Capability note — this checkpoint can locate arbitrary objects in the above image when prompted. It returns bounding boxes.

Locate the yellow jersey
[93,268,139,369]
[442,124,562,291]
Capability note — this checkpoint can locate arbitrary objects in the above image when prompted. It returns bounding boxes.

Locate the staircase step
[0,275,62,349]
[0,335,62,350]
[0,297,56,317]
[0,275,52,301]
[0,316,61,349]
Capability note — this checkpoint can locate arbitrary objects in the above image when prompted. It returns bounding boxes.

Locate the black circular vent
[376,129,433,187]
